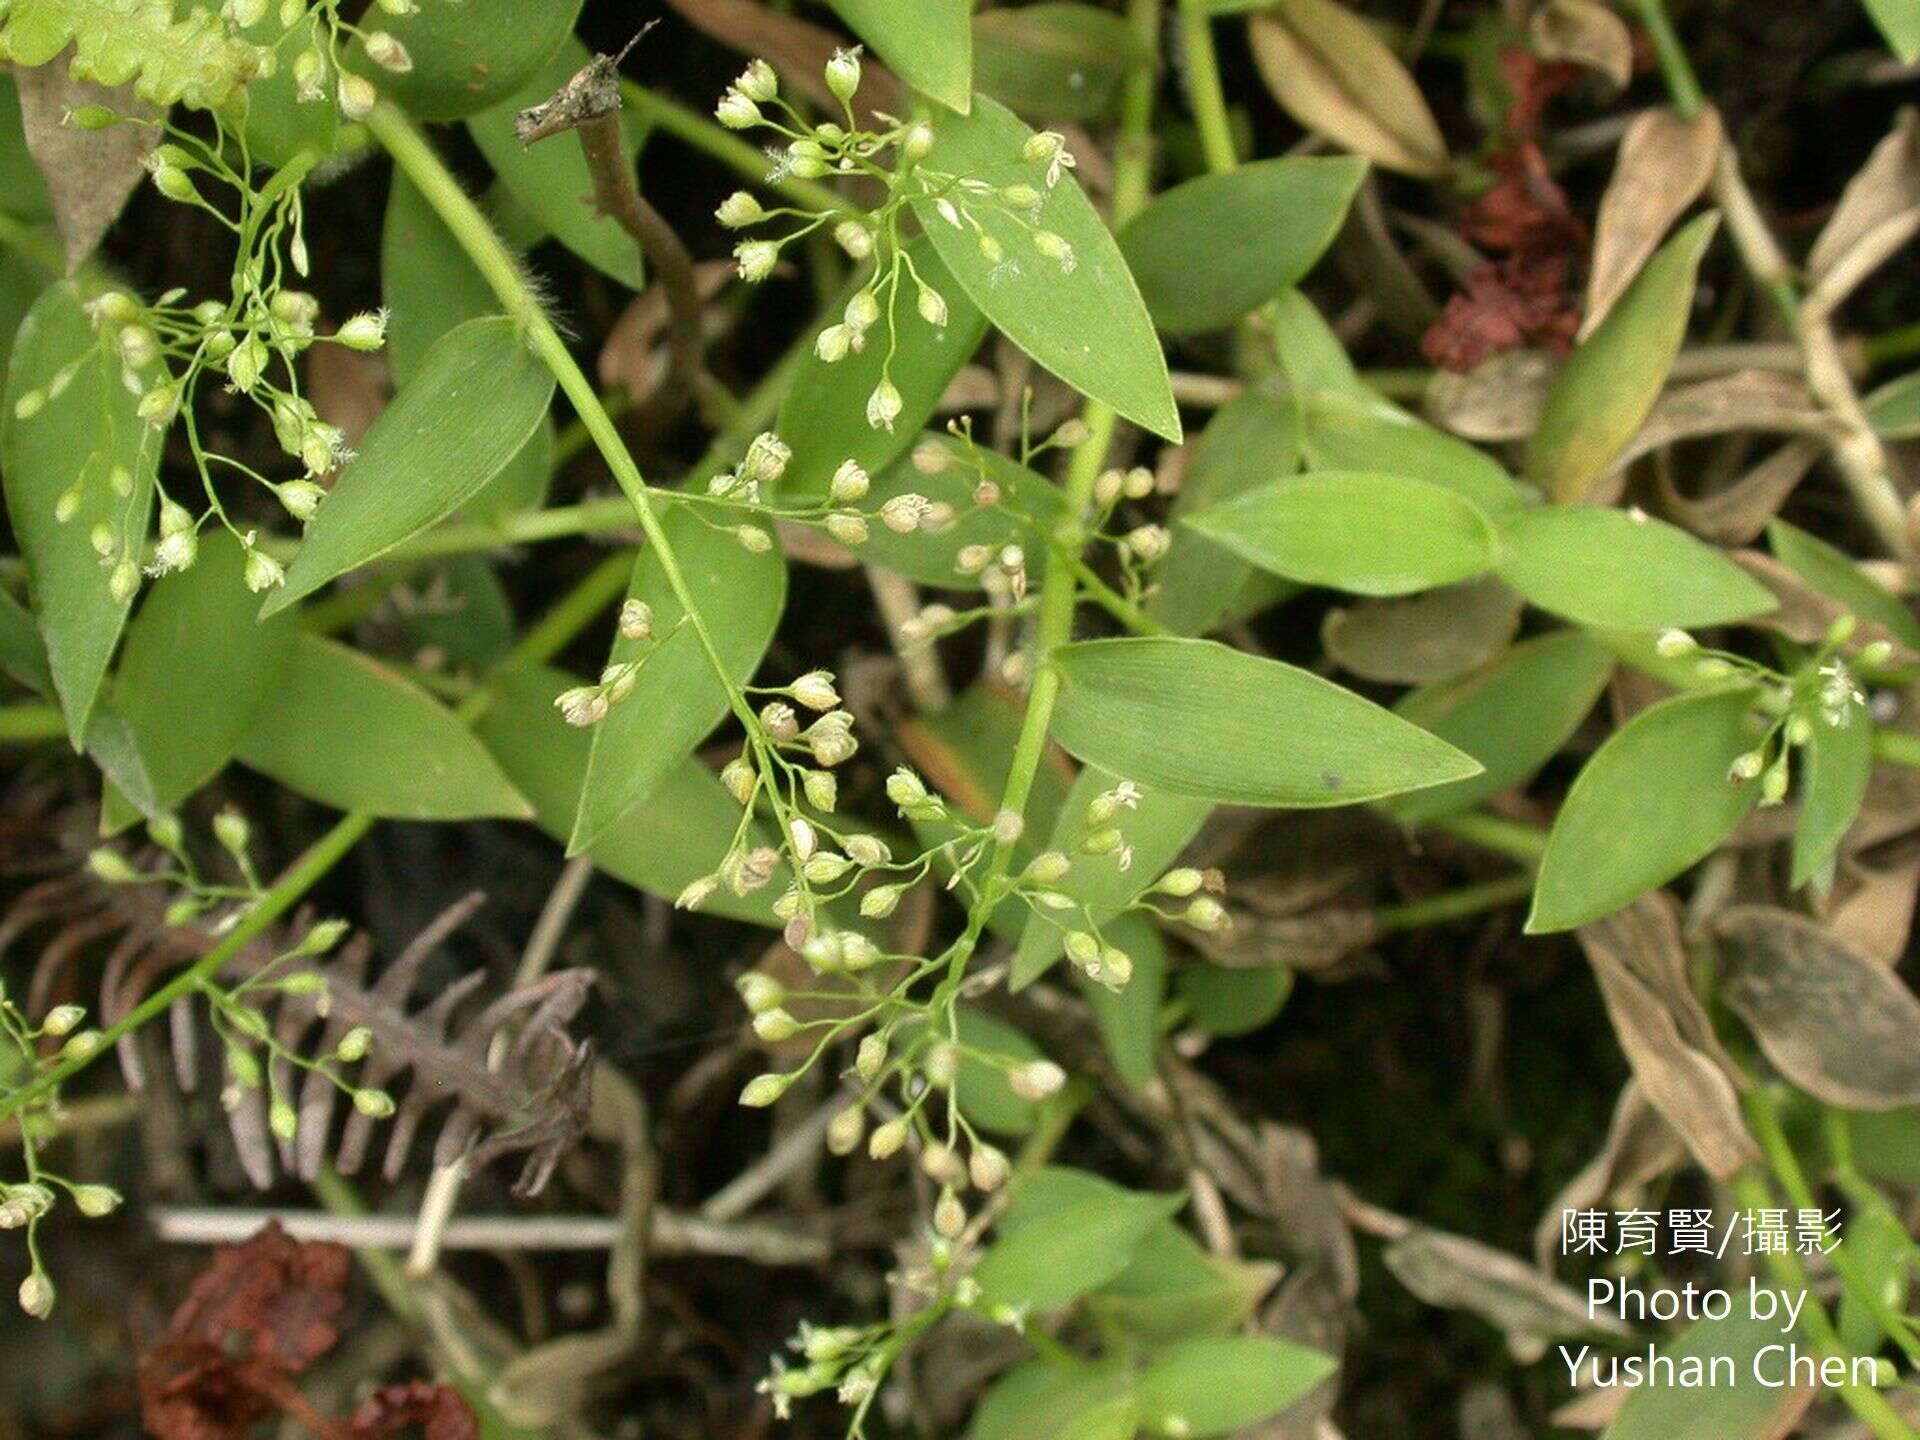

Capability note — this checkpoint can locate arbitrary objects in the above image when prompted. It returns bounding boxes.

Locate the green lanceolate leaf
[1120,157,1367,333]
[973,4,1148,122]
[971,1360,1134,1440]
[1149,390,1302,635]
[953,1009,1049,1135]
[1296,386,1523,517]
[1079,912,1167,1090]
[1389,630,1614,824]
[478,663,780,925]
[0,585,51,695]
[265,318,554,614]
[1865,369,1920,439]
[1792,701,1874,888]
[778,237,988,502]
[1184,471,1498,596]
[1136,1336,1336,1437]
[1600,1313,1814,1440]
[1769,518,1920,650]
[1864,0,1920,63]
[1527,213,1720,502]
[1178,963,1291,1037]
[234,634,530,820]
[975,1183,1185,1312]
[1529,688,1766,933]
[348,0,582,121]
[235,9,338,168]
[1049,637,1481,806]
[1012,765,1211,988]
[826,0,973,112]
[570,507,787,852]
[912,95,1180,441]
[112,534,298,813]
[1496,506,1776,630]
[467,41,645,290]
[2,282,156,747]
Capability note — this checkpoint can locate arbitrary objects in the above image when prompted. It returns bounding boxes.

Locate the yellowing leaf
[1249,0,1449,178]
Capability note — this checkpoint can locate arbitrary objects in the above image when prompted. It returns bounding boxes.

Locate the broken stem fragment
[517,32,709,429]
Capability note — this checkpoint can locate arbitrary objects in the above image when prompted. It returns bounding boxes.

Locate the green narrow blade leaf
[478,662,781,925]
[778,236,988,503]
[826,0,973,112]
[1528,688,1766,933]
[1079,913,1168,1090]
[1600,1313,1814,1440]
[1527,212,1720,502]
[0,584,51,695]
[1792,702,1874,888]
[1389,630,1614,824]
[1183,470,1498,596]
[569,507,786,853]
[1178,963,1291,1037]
[234,633,531,820]
[1119,156,1366,333]
[974,1187,1185,1312]
[1048,636,1481,806]
[971,1359,1134,1440]
[1496,506,1776,630]
[972,4,1148,122]
[1296,386,1524,517]
[1769,517,1920,650]
[1135,1335,1336,1437]
[1864,0,1920,63]
[112,533,298,813]
[1,281,156,746]
[1012,764,1211,988]
[1148,390,1302,636]
[346,0,582,121]
[911,95,1180,441]
[265,317,554,614]
[466,41,645,290]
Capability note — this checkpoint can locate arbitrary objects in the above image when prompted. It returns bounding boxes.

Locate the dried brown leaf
[597,260,734,404]
[1582,106,1722,338]
[1189,907,1382,974]
[1381,1227,1627,1362]
[1423,349,1557,440]
[1806,109,1920,318]
[1715,904,1920,1109]
[1827,847,1920,966]
[1248,0,1449,178]
[1606,370,1836,478]
[1654,437,1822,545]
[1731,550,1920,661]
[1322,575,1522,685]
[307,340,390,452]
[13,52,156,272]
[1528,0,1634,91]
[1576,894,1758,1178]
[1533,1082,1686,1264]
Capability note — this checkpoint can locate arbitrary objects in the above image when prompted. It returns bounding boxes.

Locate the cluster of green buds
[1,991,120,1320]
[226,0,422,119]
[757,1321,893,1421]
[712,55,1078,436]
[1657,615,1889,807]
[554,597,665,727]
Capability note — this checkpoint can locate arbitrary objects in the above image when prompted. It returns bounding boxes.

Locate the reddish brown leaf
[345,1383,480,1440]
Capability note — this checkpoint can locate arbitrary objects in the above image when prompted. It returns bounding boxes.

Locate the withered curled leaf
[1583,106,1722,338]
[1715,905,1920,1110]
[1248,0,1448,178]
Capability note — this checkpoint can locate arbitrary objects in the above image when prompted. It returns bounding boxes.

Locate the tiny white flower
[735,59,778,103]
[866,379,903,432]
[824,47,862,105]
[715,91,760,128]
[828,459,869,503]
[735,240,779,282]
[716,190,763,228]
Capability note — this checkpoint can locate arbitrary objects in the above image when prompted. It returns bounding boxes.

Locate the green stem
[1730,1170,1918,1440]
[1629,0,1707,120]
[1742,1086,1920,1367]
[367,103,778,805]
[1377,872,1535,931]
[1176,0,1239,175]
[0,703,65,742]
[1423,810,1551,864]
[0,209,62,276]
